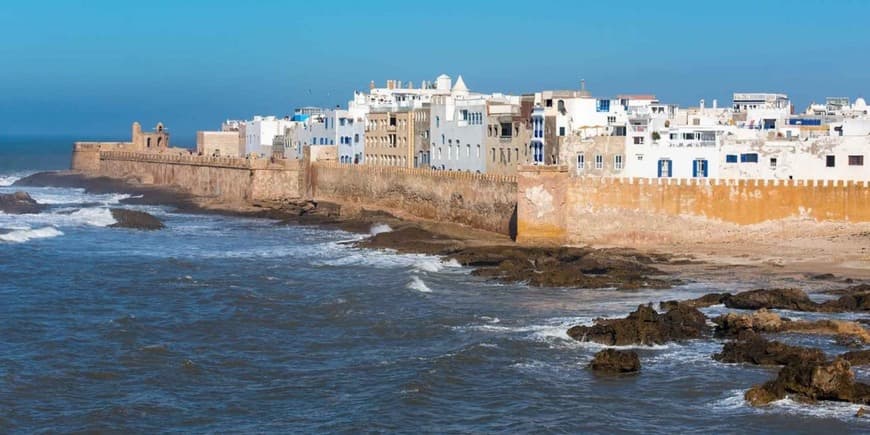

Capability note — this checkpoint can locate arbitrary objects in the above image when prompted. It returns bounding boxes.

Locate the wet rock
[823,284,870,296]
[567,304,708,346]
[857,407,868,418]
[840,350,870,366]
[819,292,870,312]
[714,332,826,366]
[108,209,165,230]
[659,293,729,311]
[0,191,45,214]
[712,310,784,338]
[835,334,865,349]
[451,247,674,290]
[724,288,818,312]
[588,349,640,374]
[713,310,870,344]
[745,358,870,406]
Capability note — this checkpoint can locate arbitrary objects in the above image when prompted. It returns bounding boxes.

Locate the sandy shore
[15,170,870,289]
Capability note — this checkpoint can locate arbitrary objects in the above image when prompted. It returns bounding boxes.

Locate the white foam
[68,207,116,227]
[408,276,432,293]
[369,223,393,235]
[0,226,63,243]
[414,257,444,273]
[0,175,22,187]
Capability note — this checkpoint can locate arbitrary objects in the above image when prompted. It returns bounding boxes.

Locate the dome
[855,97,867,108]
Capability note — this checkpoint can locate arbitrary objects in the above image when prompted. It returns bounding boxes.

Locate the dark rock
[108,209,165,230]
[835,334,865,349]
[810,273,837,281]
[714,332,826,366]
[745,358,870,406]
[840,350,870,366]
[660,292,730,311]
[724,288,819,312]
[567,304,707,346]
[0,191,45,214]
[451,247,674,290]
[588,349,640,374]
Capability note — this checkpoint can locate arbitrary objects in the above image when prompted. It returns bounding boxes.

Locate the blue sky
[1,0,868,145]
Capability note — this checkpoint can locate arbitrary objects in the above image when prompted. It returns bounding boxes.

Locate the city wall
[517,165,870,245]
[310,162,518,235]
[72,144,870,243]
[76,148,303,202]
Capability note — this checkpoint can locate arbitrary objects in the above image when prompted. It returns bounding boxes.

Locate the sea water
[1,136,868,432]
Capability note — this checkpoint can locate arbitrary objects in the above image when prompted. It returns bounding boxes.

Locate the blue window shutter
[692,161,698,177]
[702,160,708,177]
[658,160,663,177]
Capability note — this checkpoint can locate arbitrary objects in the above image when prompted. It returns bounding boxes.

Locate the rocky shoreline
[14,171,681,290]
[14,170,870,415]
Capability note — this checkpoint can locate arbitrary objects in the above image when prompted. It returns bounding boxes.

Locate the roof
[452,75,469,92]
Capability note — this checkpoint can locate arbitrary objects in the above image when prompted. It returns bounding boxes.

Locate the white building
[245,115,296,157]
[429,76,491,172]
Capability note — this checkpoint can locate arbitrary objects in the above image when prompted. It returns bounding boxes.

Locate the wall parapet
[315,161,518,184]
[101,150,253,170]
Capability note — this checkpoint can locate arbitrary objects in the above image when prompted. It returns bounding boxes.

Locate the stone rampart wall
[518,165,870,245]
[88,150,302,202]
[311,162,518,235]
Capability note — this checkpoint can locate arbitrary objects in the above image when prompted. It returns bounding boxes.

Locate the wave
[0,226,64,243]
[370,223,393,235]
[407,276,432,293]
[67,207,116,227]
[0,174,23,187]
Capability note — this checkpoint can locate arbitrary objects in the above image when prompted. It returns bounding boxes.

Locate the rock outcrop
[724,288,819,311]
[745,358,870,406]
[0,191,45,214]
[108,209,165,230]
[567,304,708,346]
[712,309,870,343]
[714,332,826,366]
[588,349,640,374]
[659,293,729,311]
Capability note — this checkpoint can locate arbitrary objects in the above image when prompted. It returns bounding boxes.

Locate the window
[500,122,512,138]
[826,155,836,167]
[740,153,758,163]
[614,155,623,171]
[476,144,480,158]
[770,157,777,168]
[577,153,585,170]
[726,154,738,163]
[636,154,643,161]
[436,116,440,128]
[594,154,603,169]
[693,159,708,178]
[466,144,470,157]
[596,99,610,112]
[354,134,360,143]
[849,155,864,166]
[607,116,616,124]
[461,110,468,121]
[559,126,565,136]
[658,159,673,177]
[633,136,644,145]
[545,99,553,107]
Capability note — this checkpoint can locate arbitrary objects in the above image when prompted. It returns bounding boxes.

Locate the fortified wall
[70,122,870,243]
[310,162,517,235]
[517,165,870,245]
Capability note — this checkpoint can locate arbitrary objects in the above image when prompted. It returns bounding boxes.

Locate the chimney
[700,99,705,110]
[713,99,718,109]
[580,79,586,91]
[369,80,375,90]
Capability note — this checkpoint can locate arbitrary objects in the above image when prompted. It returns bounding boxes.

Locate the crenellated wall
[71,144,870,244]
[517,164,870,245]
[80,150,303,202]
[311,162,518,235]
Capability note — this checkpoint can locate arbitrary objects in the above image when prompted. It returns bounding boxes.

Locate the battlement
[315,161,518,184]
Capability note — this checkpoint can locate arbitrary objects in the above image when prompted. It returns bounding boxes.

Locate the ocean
[1,136,868,433]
